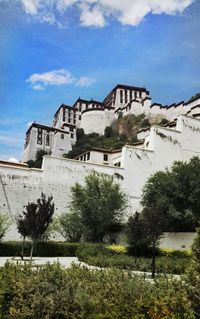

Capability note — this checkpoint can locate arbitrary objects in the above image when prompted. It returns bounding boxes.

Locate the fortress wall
[178,116,200,157]
[80,110,106,135]
[0,157,124,239]
[129,101,145,116]
[123,126,182,212]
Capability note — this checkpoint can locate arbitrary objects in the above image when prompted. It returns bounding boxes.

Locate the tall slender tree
[17,193,54,260]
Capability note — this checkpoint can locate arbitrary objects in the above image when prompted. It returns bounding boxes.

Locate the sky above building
[0,0,200,161]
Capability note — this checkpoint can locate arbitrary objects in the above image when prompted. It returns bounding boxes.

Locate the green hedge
[0,241,79,257]
[0,262,195,318]
[76,243,191,274]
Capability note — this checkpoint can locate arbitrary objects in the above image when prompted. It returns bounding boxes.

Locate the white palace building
[1,84,200,246]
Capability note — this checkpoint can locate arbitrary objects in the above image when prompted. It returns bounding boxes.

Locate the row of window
[79,152,90,161]
[37,129,74,145]
[120,90,143,104]
[37,128,50,146]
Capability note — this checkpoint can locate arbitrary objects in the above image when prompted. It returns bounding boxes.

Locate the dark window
[63,117,66,122]
[129,90,132,101]
[139,91,142,99]
[37,128,43,144]
[68,118,71,123]
[46,133,50,146]
[103,154,108,161]
[120,90,123,103]
[134,91,137,99]
[61,133,64,139]
[70,127,73,132]
[73,120,76,124]
[79,107,82,112]
[125,90,127,104]
[87,152,90,160]
[71,133,74,139]
[79,115,81,120]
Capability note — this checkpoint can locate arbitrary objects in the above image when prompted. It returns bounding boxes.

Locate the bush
[0,241,79,257]
[76,243,191,274]
[0,262,195,319]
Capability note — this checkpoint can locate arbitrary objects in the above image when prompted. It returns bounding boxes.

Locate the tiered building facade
[23,84,200,162]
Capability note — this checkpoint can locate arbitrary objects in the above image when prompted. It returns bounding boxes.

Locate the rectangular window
[129,90,132,101]
[61,133,64,139]
[139,91,142,99]
[125,90,127,104]
[37,128,43,144]
[79,107,82,112]
[70,127,73,132]
[70,133,74,139]
[134,91,137,99]
[68,118,71,123]
[120,90,123,103]
[87,152,90,160]
[103,154,108,162]
[46,133,50,146]
[79,115,81,120]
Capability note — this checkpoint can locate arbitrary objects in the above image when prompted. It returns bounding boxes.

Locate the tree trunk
[21,236,25,260]
[151,240,156,279]
[30,241,34,262]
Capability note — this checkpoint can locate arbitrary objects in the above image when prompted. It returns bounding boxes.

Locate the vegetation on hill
[187,92,200,103]
[26,150,50,168]
[64,113,165,159]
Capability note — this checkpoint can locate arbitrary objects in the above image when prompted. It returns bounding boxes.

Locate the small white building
[76,147,122,166]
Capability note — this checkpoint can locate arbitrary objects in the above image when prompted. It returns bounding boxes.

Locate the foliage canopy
[70,174,128,242]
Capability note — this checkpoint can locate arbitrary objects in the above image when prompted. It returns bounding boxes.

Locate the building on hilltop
[22,83,200,164]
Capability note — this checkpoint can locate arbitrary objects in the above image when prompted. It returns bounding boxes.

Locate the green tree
[27,150,50,168]
[56,212,83,242]
[17,193,54,260]
[185,226,200,318]
[70,174,128,242]
[126,212,150,258]
[16,214,30,259]
[139,157,200,277]
[0,213,10,240]
[140,171,176,277]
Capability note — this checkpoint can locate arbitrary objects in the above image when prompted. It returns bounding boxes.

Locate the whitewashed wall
[160,232,196,250]
[0,157,124,240]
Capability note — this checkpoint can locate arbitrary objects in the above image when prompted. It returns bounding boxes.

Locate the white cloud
[17,0,195,27]
[56,0,77,12]
[76,76,96,87]
[26,69,96,89]
[26,69,75,90]
[80,3,106,27]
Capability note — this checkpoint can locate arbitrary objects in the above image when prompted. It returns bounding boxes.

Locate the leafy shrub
[0,262,195,319]
[106,244,127,254]
[0,241,79,257]
[76,243,191,274]
[76,243,112,260]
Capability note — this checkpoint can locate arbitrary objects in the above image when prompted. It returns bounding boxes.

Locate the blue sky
[0,0,200,161]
